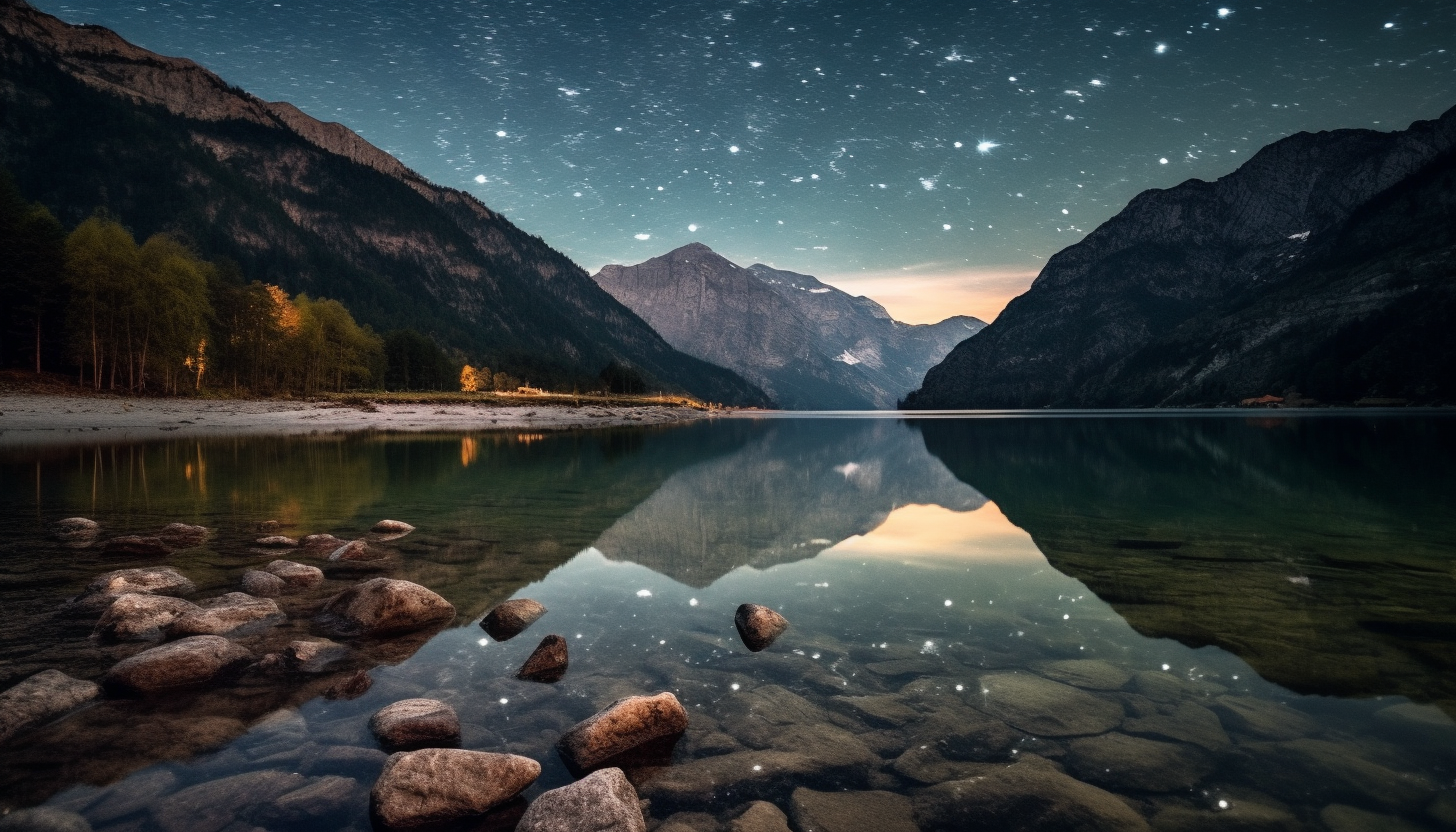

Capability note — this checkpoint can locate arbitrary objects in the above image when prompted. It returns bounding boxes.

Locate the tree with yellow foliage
[460,364,483,392]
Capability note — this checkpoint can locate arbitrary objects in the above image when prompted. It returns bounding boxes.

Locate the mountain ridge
[905,105,1456,408]
[0,0,771,404]
[592,243,984,409]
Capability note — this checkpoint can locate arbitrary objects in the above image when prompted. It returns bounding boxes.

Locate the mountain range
[593,243,984,409]
[906,105,1456,408]
[0,0,768,405]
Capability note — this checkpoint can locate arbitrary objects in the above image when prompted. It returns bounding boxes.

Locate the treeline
[0,173,445,394]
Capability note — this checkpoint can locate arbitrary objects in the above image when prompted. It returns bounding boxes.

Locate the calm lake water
[1,414,1454,831]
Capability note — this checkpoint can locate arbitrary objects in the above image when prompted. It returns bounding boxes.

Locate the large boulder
[515,767,646,832]
[102,635,254,695]
[558,692,690,773]
[913,757,1151,831]
[165,592,284,638]
[264,559,324,589]
[94,594,200,641]
[481,598,547,641]
[0,670,100,745]
[518,634,569,682]
[734,604,789,652]
[370,699,461,751]
[973,673,1124,737]
[71,566,195,610]
[314,578,455,637]
[370,748,539,829]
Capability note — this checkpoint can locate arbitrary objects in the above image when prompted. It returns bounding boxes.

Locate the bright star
[976,141,1000,153]
[1217,8,1232,17]
[1155,43,1168,54]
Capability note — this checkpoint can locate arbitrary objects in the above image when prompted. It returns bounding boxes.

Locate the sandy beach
[0,394,713,448]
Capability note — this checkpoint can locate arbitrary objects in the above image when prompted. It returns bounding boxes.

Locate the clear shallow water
[0,415,1454,831]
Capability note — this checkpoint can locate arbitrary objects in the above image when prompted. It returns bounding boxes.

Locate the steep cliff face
[905,105,1456,408]
[0,0,769,404]
[592,244,984,409]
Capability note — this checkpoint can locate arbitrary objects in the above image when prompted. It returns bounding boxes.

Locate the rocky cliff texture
[592,244,984,409]
[905,105,1456,408]
[0,0,768,404]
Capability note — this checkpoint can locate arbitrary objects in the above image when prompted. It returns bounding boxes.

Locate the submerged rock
[150,769,309,832]
[515,767,646,832]
[1066,732,1216,792]
[0,807,92,832]
[734,603,789,652]
[52,516,100,542]
[517,634,569,683]
[370,698,461,751]
[165,592,284,638]
[790,788,918,832]
[71,567,196,610]
[0,670,100,745]
[637,750,831,812]
[973,673,1124,737]
[1038,659,1133,691]
[94,593,200,641]
[283,639,349,672]
[913,756,1151,832]
[730,802,792,832]
[370,748,539,829]
[324,669,373,700]
[328,538,374,562]
[101,535,171,556]
[314,578,455,638]
[372,519,416,534]
[1124,701,1231,752]
[301,533,348,555]
[241,569,286,597]
[157,522,209,548]
[102,635,253,695]
[1210,696,1317,741]
[557,692,690,773]
[481,598,547,641]
[264,559,324,589]
[254,535,299,547]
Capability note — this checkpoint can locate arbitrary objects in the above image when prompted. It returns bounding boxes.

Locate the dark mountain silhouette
[905,105,1456,408]
[0,0,769,404]
[592,243,984,409]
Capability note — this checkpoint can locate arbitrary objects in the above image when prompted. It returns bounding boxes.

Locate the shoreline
[0,393,714,449]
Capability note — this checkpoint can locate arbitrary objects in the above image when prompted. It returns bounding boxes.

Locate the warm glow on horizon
[820,501,1047,567]
[819,266,1039,324]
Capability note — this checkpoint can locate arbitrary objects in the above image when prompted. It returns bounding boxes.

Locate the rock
[0,669,100,745]
[557,692,690,773]
[730,802,791,832]
[909,709,1023,762]
[101,535,171,556]
[52,516,100,542]
[830,694,919,728]
[241,570,286,597]
[102,635,253,695]
[1251,738,1436,811]
[973,673,1124,737]
[637,750,830,811]
[790,788,918,832]
[94,593,200,641]
[283,639,349,672]
[369,748,540,829]
[734,604,789,652]
[1130,671,1224,703]
[1124,701,1231,752]
[1209,697,1317,741]
[518,634,569,682]
[515,766,645,832]
[165,592,284,637]
[1066,732,1216,792]
[1149,798,1302,831]
[1430,790,1456,827]
[481,598,548,641]
[324,669,373,700]
[84,768,178,824]
[372,519,416,534]
[913,757,1151,831]
[1319,804,1428,832]
[263,559,323,589]
[0,807,92,832]
[1038,659,1133,690]
[157,522,209,548]
[151,769,309,832]
[264,775,364,826]
[328,538,374,561]
[866,658,941,677]
[301,533,348,555]
[302,743,389,776]
[256,520,286,532]
[79,566,195,605]
[370,699,461,751]
[254,535,298,547]
[656,813,720,832]
[314,577,455,637]
[892,747,1004,785]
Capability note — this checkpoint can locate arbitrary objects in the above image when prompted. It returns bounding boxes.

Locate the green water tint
[0,416,1453,830]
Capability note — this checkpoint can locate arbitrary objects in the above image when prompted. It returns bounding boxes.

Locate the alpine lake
[1,413,1454,832]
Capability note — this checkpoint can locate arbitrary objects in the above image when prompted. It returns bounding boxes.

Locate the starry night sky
[32,0,1456,322]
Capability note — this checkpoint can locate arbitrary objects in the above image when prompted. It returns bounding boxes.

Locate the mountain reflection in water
[0,415,1451,830]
